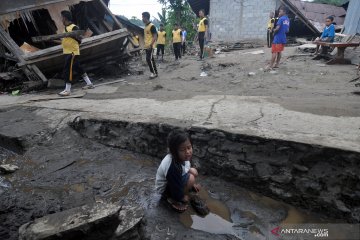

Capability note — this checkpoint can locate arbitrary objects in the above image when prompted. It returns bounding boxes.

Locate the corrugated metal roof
[187,0,210,17]
[344,0,360,34]
[289,0,346,31]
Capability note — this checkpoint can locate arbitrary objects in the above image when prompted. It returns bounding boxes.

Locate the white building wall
[209,0,278,41]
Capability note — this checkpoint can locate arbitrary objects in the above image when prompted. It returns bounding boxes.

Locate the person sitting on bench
[314,16,335,55]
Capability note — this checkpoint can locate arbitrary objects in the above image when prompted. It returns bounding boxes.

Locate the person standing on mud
[156,24,166,62]
[181,27,187,56]
[197,9,208,60]
[58,11,94,96]
[172,23,183,61]
[142,12,158,79]
[266,6,290,70]
[155,130,200,212]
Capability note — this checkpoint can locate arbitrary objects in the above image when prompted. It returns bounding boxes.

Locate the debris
[153,84,164,91]
[114,205,144,238]
[269,70,278,74]
[298,44,317,53]
[349,76,360,83]
[11,90,20,96]
[18,203,122,240]
[0,176,11,188]
[242,50,264,55]
[316,64,327,67]
[200,72,208,77]
[0,164,19,173]
[248,72,256,76]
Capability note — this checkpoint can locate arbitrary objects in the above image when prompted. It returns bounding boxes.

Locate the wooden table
[313,42,360,64]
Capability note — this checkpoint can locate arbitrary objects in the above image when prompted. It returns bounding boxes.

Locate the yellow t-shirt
[144,22,156,49]
[157,30,166,45]
[172,29,182,43]
[61,24,80,55]
[198,17,207,32]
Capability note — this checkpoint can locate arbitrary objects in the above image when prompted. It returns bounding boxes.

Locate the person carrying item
[58,10,94,96]
[266,6,290,70]
[267,11,278,48]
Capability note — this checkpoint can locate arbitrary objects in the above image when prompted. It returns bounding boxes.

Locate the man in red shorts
[266,6,290,70]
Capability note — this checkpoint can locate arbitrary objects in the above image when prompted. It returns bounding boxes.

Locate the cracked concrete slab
[6,94,358,152]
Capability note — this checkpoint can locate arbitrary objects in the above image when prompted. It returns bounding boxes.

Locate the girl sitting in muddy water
[155,130,200,212]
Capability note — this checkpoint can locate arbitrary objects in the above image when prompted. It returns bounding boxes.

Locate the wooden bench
[312,42,360,65]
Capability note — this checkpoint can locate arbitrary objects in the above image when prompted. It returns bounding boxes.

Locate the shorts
[272,44,285,53]
[182,172,190,187]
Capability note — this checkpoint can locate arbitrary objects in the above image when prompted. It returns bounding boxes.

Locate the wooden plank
[314,42,360,48]
[31,30,85,43]
[29,65,48,83]
[94,79,125,87]
[23,29,129,61]
[98,0,124,29]
[0,26,26,64]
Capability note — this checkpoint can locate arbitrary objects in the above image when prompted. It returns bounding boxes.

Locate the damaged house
[187,0,347,42]
[0,0,141,89]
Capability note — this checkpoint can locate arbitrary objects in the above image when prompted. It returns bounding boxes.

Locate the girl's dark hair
[167,130,191,162]
[199,9,206,14]
[61,11,73,22]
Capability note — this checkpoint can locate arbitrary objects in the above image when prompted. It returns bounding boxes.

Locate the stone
[18,203,121,240]
[295,178,322,195]
[293,164,309,172]
[269,184,292,198]
[0,164,19,173]
[255,162,273,180]
[113,205,144,239]
[270,169,292,184]
[333,200,351,213]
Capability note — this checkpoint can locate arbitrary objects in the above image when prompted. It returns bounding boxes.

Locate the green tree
[158,0,185,23]
[312,0,348,6]
[158,8,167,25]
[158,1,197,43]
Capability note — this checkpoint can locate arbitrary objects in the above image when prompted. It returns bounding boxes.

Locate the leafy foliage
[157,0,198,43]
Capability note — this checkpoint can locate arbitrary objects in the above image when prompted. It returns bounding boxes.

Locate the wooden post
[98,0,124,29]
[31,30,85,43]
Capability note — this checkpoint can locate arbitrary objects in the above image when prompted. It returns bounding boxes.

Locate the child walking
[155,130,200,212]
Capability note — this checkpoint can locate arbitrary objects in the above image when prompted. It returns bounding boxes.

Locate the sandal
[167,198,188,213]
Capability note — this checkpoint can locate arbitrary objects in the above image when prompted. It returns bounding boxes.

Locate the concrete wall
[72,118,360,223]
[209,0,277,41]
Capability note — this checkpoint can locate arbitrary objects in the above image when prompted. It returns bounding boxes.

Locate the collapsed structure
[0,0,142,89]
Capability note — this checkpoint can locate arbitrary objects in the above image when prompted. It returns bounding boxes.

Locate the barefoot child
[266,6,290,70]
[155,130,200,212]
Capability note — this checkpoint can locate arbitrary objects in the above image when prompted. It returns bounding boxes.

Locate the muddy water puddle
[179,183,332,239]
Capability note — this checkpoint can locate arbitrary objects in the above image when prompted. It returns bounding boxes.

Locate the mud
[0,107,352,240]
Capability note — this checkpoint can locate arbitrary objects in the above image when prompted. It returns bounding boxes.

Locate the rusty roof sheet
[289,0,346,31]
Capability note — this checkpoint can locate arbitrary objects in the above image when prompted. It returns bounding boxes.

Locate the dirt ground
[0,45,359,239]
[78,45,360,117]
